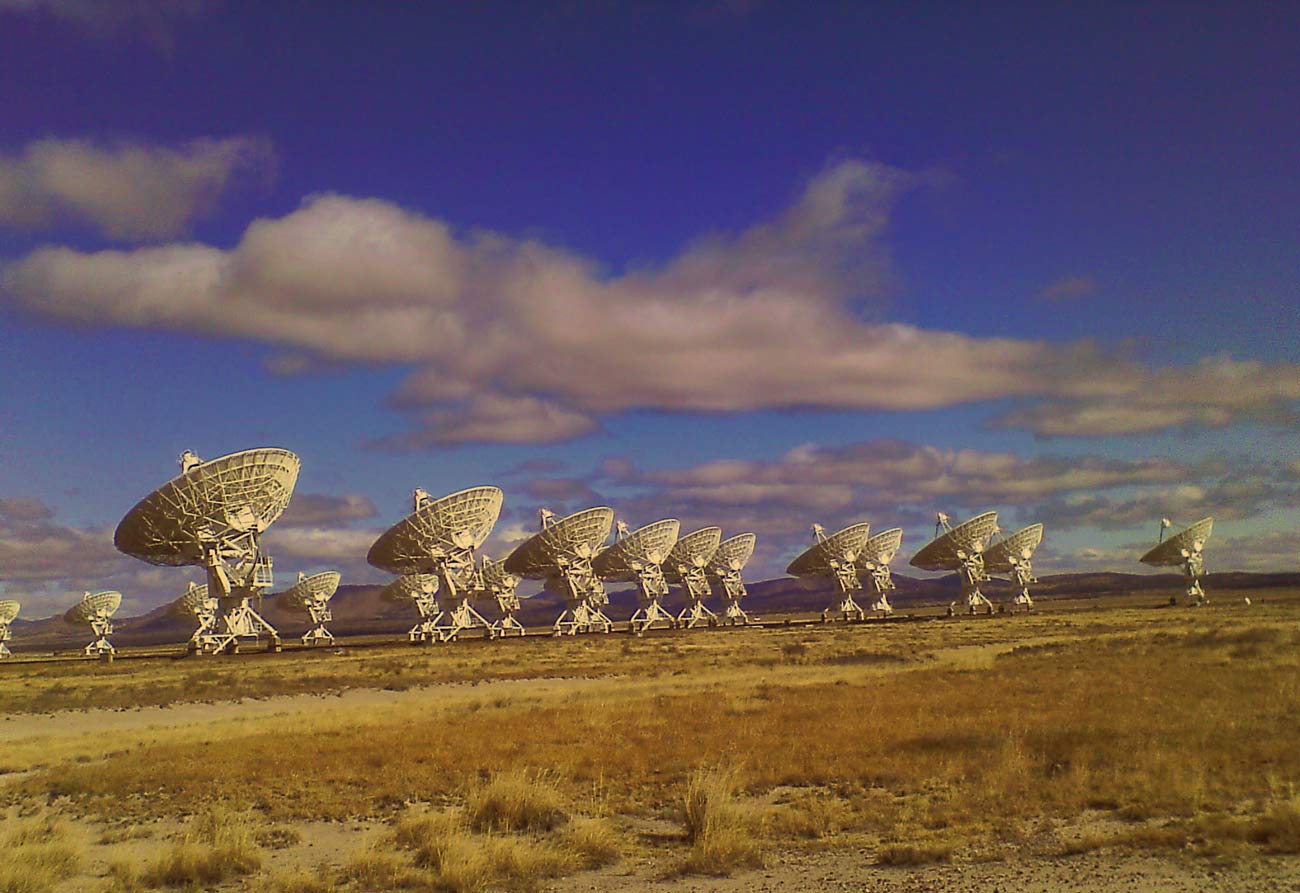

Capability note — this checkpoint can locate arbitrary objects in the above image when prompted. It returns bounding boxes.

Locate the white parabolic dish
[709,533,757,576]
[910,511,999,572]
[1140,517,1214,567]
[503,507,615,579]
[0,600,19,624]
[283,571,342,606]
[983,524,1045,573]
[64,590,122,623]
[786,522,872,577]
[663,527,723,582]
[858,528,904,567]
[168,583,210,618]
[592,519,681,581]
[114,448,301,567]
[367,486,504,574]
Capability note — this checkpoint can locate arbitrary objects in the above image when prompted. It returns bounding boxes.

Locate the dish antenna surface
[664,527,722,628]
[708,533,757,625]
[380,574,442,642]
[0,599,19,658]
[504,507,614,635]
[984,523,1044,612]
[368,486,504,642]
[593,518,681,635]
[115,449,299,653]
[911,511,999,615]
[787,522,872,621]
[168,581,220,651]
[282,571,342,645]
[1141,516,1213,606]
[857,527,903,616]
[64,590,121,658]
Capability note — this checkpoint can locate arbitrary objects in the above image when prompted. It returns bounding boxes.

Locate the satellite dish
[0,599,19,658]
[115,449,300,654]
[1141,517,1213,606]
[708,533,757,626]
[64,590,121,658]
[479,556,525,637]
[787,522,872,621]
[857,528,903,616]
[281,571,342,646]
[380,574,442,642]
[664,526,723,628]
[504,507,614,636]
[984,524,1044,612]
[367,486,503,574]
[593,518,681,635]
[369,486,504,643]
[910,511,998,615]
[168,582,221,652]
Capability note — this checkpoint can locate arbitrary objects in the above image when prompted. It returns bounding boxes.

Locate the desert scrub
[678,766,764,876]
[875,839,956,865]
[465,768,568,832]
[138,806,263,888]
[0,816,80,893]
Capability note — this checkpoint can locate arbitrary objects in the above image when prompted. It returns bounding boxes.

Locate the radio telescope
[857,528,903,616]
[64,590,121,658]
[168,581,220,651]
[480,557,525,636]
[664,527,722,628]
[911,511,999,615]
[708,533,757,625]
[380,574,441,642]
[368,486,504,643]
[594,519,681,635]
[1141,517,1213,606]
[787,522,872,622]
[115,449,299,653]
[282,571,342,645]
[0,600,18,658]
[984,524,1044,612]
[504,507,614,636]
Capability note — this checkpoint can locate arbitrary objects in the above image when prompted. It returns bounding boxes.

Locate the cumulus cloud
[277,492,377,527]
[0,136,273,240]
[0,496,54,522]
[2,159,1296,441]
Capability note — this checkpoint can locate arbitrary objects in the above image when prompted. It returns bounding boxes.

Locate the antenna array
[64,590,121,658]
[984,524,1044,612]
[857,527,903,616]
[593,519,681,635]
[787,522,873,621]
[665,527,723,628]
[1141,517,1213,606]
[282,571,342,645]
[910,511,999,615]
[708,533,757,625]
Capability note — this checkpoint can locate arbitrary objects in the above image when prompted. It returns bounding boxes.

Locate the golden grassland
[1,590,1299,890]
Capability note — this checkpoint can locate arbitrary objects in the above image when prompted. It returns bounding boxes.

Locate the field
[2,589,1299,891]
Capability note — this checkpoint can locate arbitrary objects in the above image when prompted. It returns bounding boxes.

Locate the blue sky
[1,1,1297,617]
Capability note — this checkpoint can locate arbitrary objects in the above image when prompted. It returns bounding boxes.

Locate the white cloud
[0,0,210,49]
[0,136,273,240]
[3,160,1296,441]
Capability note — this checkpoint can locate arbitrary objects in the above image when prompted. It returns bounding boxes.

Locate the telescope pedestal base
[629,601,675,635]
[302,625,335,646]
[429,601,491,643]
[553,602,613,636]
[677,601,716,629]
[720,601,749,625]
[965,589,994,615]
[491,615,526,637]
[207,599,280,654]
[84,637,115,658]
[823,594,866,622]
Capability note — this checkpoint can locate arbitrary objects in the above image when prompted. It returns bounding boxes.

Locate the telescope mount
[709,533,757,625]
[858,528,903,617]
[0,600,19,658]
[504,507,615,636]
[666,527,722,628]
[594,519,680,636]
[1141,517,1213,607]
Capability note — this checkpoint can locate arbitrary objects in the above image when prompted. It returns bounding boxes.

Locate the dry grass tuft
[1250,796,1300,853]
[678,766,764,876]
[562,816,622,868]
[140,806,263,888]
[465,768,569,833]
[337,845,430,889]
[0,817,80,893]
[875,839,956,865]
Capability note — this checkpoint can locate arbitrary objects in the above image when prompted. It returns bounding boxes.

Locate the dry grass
[678,766,764,875]
[465,768,569,833]
[137,807,263,888]
[875,839,956,865]
[0,817,79,893]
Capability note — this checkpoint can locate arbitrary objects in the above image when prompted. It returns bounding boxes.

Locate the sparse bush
[0,818,80,893]
[678,766,764,876]
[563,817,621,868]
[1250,797,1300,853]
[465,768,568,833]
[141,807,262,888]
[875,840,955,865]
[337,845,430,889]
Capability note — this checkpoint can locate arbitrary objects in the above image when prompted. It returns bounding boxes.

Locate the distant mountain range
[9,570,1297,652]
